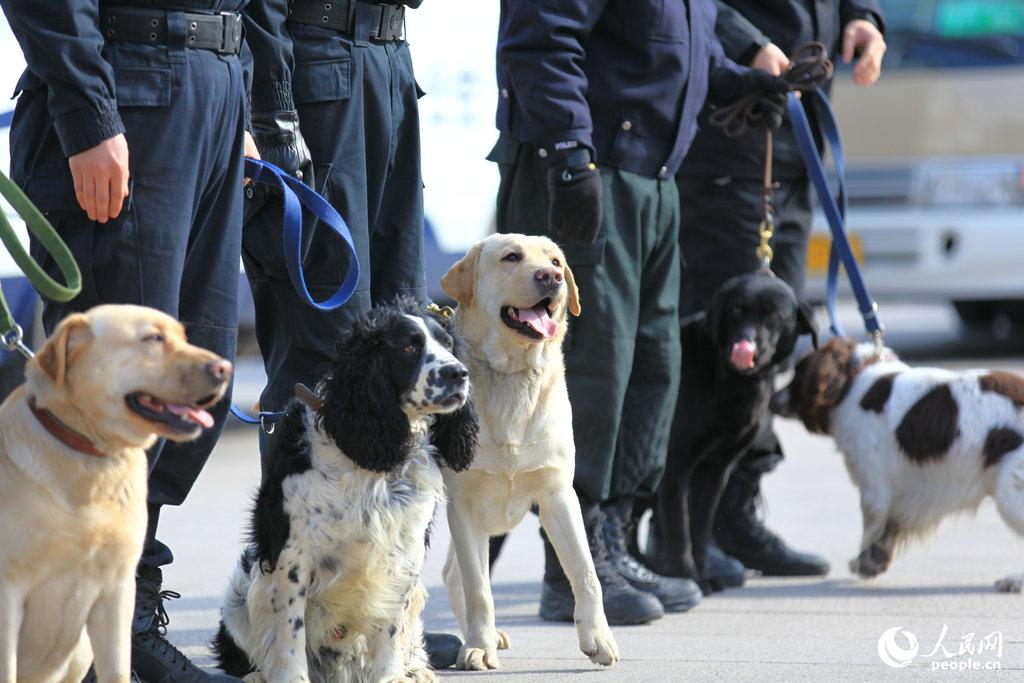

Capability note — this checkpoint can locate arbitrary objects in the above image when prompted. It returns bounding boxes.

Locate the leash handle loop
[243,157,360,311]
[787,88,884,339]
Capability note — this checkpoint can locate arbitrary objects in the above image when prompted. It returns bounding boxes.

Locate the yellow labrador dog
[0,305,231,683]
[440,233,619,670]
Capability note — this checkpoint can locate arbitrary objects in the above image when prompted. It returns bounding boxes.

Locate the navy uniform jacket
[0,0,248,158]
[496,0,746,180]
[244,0,423,114]
[681,0,885,178]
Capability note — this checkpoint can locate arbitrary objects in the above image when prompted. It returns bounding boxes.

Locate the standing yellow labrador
[0,305,231,682]
[440,233,618,670]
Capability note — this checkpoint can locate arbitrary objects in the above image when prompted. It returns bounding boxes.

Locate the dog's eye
[502,252,522,263]
[403,344,416,354]
[551,258,561,267]
[142,333,164,344]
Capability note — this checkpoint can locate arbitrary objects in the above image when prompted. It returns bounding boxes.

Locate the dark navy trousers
[11,33,246,568]
[243,20,426,464]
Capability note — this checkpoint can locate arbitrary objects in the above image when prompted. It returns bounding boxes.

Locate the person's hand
[243,130,260,185]
[751,42,790,76]
[68,133,129,223]
[251,110,313,184]
[842,19,886,86]
[738,69,790,131]
[546,161,602,244]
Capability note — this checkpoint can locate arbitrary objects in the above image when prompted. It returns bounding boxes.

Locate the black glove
[736,70,789,131]
[250,110,314,186]
[546,149,602,244]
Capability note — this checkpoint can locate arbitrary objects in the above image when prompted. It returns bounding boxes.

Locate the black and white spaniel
[213,302,477,682]
[772,338,1024,590]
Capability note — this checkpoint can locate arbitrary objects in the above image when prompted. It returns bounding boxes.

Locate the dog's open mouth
[126,392,215,433]
[501,298,556,340]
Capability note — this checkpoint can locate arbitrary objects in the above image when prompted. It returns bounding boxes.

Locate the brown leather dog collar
[27,396,107,458]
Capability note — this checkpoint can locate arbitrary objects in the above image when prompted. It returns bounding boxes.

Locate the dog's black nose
[535,267,563,287]
[207,359,233,381]
[440,364,469,384]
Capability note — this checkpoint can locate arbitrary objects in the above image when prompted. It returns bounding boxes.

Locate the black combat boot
[539,504,664,626]
[131,566,242,682]
[714,465,829,577]
[602,498,702,612]
[704,543,746,590]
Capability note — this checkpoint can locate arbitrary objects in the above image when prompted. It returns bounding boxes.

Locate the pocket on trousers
[114,68,171,107]
[561,236,607,269]
[292,59,353,103]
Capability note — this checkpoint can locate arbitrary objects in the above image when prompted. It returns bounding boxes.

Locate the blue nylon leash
[787,89,884,341]
[231,158,361,429]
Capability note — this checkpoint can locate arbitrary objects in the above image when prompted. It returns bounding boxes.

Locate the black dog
[214,300,477,681]
[643,272,817,593]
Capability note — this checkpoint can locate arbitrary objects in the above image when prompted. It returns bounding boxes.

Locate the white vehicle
[807,0,1024,327]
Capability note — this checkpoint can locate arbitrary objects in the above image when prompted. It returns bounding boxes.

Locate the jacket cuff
[53,104,126,158]
[738,37,769,66]
[533,129,594,165]
[251,80,295,114]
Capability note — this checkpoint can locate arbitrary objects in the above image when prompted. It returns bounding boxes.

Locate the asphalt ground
[160,304,1024,680]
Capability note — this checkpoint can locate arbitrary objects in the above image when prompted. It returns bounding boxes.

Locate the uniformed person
[241,0,461,669]
[1,1,249,680]
[492,0,788,624]
[675,0,886,583]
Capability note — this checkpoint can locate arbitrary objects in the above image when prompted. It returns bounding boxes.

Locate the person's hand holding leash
[738,69,790,131]
[752,42,790,76]
[842,19,886,86]
[251,110,314,186]
[68,133,129,224]
[243,131,260,185]
[546,148,602,244]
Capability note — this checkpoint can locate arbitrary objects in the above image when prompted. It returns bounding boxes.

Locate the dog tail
[211,620,256,677]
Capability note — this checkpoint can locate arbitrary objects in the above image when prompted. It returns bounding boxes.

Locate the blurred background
[0,0,1023,390]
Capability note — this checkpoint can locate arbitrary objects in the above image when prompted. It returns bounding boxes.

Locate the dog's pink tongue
[730,340,757,370]
[516,305,558,338]
[166,403,215,429]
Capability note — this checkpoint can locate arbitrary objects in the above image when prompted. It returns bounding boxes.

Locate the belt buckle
[219,11,242,54]
[374,4,405,42]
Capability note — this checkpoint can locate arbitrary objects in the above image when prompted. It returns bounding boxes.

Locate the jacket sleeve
[713,0,769,65]
[706,25,750,105]
[0,0,124,157]
[840,0,886,34]
[242,0,296,114]
[498,0,610,160]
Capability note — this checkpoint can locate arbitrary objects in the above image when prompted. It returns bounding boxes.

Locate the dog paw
[402,668,438,683]
[496,628,511,650]
[457,645,499,671]
[849,545,890,578]
[995,574,1024,593]
[578,621,619,667]
[243,673,267,683]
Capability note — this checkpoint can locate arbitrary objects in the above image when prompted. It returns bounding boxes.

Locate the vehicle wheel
[953,300,998,328]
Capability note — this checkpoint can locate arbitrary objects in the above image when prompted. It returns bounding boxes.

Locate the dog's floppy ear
[563,262,582,317]
[441,243,482,307]
[430,399,478,472]
[34,313,92,387]
[318,318,410,472]
[798,302,819,350]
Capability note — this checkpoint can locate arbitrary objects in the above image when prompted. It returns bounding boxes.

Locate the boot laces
[138,589,196,676]
[603,509,657,583]
[587,513,633,589]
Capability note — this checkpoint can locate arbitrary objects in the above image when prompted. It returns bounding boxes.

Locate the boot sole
[658,591,703,613]
[540,594,664,626]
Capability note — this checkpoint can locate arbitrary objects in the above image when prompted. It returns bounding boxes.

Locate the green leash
[0,171,82,358]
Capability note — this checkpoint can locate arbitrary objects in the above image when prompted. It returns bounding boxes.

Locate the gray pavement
[160,304,1024,680]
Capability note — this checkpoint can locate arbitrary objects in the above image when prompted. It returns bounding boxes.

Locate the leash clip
[426,303,455,320]
[1,324,34,359]
[259,414,276,435]
[872,328,886,361]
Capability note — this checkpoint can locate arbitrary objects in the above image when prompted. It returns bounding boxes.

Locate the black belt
[287,0,406,42]
[100,7,243,55]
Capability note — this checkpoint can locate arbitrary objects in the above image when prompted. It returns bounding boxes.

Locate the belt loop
[351,1,371,46]
[165,10,187,60]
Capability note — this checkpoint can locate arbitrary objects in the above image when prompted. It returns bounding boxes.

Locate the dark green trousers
[491,136,681,503]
